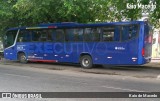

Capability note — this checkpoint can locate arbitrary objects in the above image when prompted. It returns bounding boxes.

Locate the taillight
[142,48,145,57]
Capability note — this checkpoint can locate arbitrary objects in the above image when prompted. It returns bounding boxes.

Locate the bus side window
[17,31,23,42]
[74,28,83,42]
[65,29,74,42]
[55,29,65,42]
[130,25,138,38]
[102,27,115,42]
[51,30,56,42]
[25,31,32,42]
[121,25,138,41]
[92,28,100,42]
[84,28,92,42]
[40,31,47,42]
[32,30,41,42]
[121,26,129,41]
[47,31,53,41]
[17,30,31,42]
[114,26,120,41]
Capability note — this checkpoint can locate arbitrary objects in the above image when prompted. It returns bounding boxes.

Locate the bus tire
[18,53,27,64]
[80,55,93,69]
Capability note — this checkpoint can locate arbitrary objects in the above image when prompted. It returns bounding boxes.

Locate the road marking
[0,73,31,78]
[102,86,146,92]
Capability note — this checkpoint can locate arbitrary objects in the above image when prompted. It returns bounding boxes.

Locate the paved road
[0,62,159,101]
[1,60,160,79]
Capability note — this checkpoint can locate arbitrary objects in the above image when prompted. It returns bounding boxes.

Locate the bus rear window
[144,24,152,44]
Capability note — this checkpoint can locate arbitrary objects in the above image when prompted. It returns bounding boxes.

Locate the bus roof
[7,21,146,31]
[39,21,145,28]
[7,27,26,31]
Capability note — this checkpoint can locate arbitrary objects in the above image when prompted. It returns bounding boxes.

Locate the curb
[143,62,160,70]
[151,58,160,62]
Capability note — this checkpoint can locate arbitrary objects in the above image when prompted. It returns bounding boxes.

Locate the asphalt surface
[0,60,160,101]
[0,59,160,79]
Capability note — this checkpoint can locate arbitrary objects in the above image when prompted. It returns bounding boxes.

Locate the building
[152,29,160,58]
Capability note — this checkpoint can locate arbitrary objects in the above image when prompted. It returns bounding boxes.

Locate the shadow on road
[29,62,147,71]
[1,60,155,71]
[1,60,160,78]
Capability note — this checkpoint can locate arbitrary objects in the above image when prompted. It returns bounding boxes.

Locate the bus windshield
[4,30,17,48]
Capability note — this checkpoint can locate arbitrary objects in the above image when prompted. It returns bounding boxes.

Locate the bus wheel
[18,53,27,63]
[80,55,93,69]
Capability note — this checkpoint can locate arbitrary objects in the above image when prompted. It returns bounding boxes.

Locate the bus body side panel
[16,42,44,61]
[16,42,80,63]
[74,39,139,65]
[43,42,58,61]
[4,46,17,60]
[90,40,139,65]
[52,42,76,63]
[17,42,61,62]
[61,42,85,63]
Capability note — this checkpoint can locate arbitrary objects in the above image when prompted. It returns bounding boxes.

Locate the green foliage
[12,0,95,25]
[0,0,17,34]
[0,0,160,36]
[150,0,160,28]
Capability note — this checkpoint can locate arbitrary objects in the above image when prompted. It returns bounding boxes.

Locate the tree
[13,0,97,24]
[150,0,160,28]
[0,0,17,35]
[0,0,160,37]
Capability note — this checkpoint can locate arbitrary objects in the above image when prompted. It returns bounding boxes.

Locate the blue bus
[3,21,152,68]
